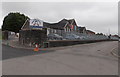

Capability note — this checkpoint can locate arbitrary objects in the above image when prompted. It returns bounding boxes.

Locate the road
[0,40,2,76]
[2,41,118,75]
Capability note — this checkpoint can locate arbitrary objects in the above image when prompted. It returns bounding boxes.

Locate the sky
[0,1,118,35]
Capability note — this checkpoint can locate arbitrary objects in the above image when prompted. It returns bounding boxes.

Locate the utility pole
[108,28,110,35]
[108,28,111,40]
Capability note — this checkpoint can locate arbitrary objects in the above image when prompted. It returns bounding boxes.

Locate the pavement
[2,38,99,51]
[0,40,2,76]
[2,41,118,75]
[2,37,35,50]
[2,37,69,51]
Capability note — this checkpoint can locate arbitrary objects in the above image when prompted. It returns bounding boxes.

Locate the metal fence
[63,32,119,41]
[48,31,119,41]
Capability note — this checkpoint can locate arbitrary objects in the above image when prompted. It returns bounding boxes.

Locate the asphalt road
[2,41,118,75]
[0,40,2,76]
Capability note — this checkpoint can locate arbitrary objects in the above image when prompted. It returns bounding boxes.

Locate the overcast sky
[1,2,118,35]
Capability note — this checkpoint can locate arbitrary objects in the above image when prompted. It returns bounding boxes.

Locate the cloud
[1,2,118,34]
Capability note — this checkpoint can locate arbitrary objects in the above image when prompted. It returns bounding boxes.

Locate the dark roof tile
[43,19,75,29]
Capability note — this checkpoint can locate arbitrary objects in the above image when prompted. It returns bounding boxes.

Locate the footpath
[2,36,117,51]
[2,37,35,50]
[2,37,74,51]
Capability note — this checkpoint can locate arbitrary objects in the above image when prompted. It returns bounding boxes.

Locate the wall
[19,29,47,47]
[48,39,110,47]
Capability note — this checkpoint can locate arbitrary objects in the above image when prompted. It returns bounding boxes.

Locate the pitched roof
[86,30,95,34]
[112,35,120,38]
[21,18,76,30]
[43,19,75,30]
[78,27,86,31]
[21,19,30,30]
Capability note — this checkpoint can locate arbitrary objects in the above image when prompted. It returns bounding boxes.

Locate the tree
[2,12,29,33]
[96,33,103,35]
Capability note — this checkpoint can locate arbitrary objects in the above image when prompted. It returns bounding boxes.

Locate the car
[47,34,63,40]
[64,34,80,40]
[79,36,86,40]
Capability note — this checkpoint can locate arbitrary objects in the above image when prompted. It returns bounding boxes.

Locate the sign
[29,19,43,29]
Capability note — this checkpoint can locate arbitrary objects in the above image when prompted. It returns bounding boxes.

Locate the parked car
[79,36,86,40]
[47,34,63,40]
[65,34,80,40]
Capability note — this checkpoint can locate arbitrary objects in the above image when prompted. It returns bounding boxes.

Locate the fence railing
[63,32,119,41]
